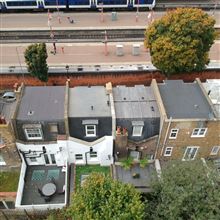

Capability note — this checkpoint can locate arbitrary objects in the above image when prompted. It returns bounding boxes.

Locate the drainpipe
[19,147,47,165]
[160,117,172,157]
[154,117,164,159]
[85,147,93,165]
[19,150,28,166]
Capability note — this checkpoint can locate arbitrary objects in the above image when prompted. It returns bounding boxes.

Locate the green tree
[145,160,220,220]
[24,43,48,82]
[65,172,145,220]
[145,8,216,76]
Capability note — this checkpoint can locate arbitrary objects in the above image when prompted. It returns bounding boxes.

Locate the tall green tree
[145,8,216,76]
[24,43,48,82]
[145,160,220,220]
[65,173,145,220]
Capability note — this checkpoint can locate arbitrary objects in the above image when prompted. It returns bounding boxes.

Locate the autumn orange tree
[65,173,145,220]
[145,8,216,76]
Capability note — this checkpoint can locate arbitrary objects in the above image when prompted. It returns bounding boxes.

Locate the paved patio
[21,165,66,205]
[114,163,156,193]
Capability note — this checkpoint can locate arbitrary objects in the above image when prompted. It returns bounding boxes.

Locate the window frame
[90,152,97,158]
[85,125,96,137]
[191,128,207,137]
[182,146,199,161]
[164,147,173,156]
[132,126,143,137]
[169,129,179,139]
[210,146,220,156]
[29,157,37,162]
[75,154,83,160]
[49,123,58,133]
[23,124,43,140]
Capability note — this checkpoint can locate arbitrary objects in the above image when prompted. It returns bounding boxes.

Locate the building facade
[152,79,220,161]
[112,85,160,160]
[68,86,113,166]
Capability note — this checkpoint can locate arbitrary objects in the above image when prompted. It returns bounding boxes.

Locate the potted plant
[139,158,148,168]
[132,173,140,178]
[121,157,133,170]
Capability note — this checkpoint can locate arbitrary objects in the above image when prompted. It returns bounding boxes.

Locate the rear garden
[0,171,20,192]
[75,165,110,189]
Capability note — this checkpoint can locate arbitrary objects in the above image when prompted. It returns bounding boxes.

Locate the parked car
[2,91,16,102]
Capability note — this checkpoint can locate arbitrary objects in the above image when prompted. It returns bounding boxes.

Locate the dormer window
[82,120,98,137]
[23,124,43,140]
[132,121,144,137]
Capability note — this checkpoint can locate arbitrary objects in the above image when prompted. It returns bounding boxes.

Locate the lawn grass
[0,171,20,192]
[75,165,110,189]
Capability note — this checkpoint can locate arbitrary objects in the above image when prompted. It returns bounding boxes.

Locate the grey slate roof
[69,86,111,117]
[17,86,65,121]
[113,85,160,119]
[158,80,214,119]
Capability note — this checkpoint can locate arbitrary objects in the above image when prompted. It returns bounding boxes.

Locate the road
[0,41,219,67]
[0,11,220,30]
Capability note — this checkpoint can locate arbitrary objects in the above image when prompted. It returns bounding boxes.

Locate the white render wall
[16,136,113,166]
[16,142,68,167]
[67,136,113,166]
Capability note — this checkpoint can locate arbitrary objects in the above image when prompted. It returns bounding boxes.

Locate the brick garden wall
[0,70,219,89]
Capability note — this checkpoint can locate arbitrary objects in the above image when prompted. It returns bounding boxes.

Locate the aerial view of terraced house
[151,79,220,161]
[112,84,160,161]
[68,85,114,166]
[12,85,69,210]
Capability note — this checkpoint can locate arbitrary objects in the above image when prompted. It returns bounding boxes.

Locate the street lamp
[99,2,104,22]
[147,8,154,26]
[102,30,108,56]
[65,65,69,78]
[16,46,24,82]
[48,9,54,40]
[212,1,218,16]
[56,0,61,24]
[136,0,139,22]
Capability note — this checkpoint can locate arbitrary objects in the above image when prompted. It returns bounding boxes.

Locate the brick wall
[0,70,219,89]
[156,120,220,160]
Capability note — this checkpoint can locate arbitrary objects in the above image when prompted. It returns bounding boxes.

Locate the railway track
[1,28,220,43]
[0,29,146,43]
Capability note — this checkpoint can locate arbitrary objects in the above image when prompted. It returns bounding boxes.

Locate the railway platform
[0,11,220,31]
[0,41,219,68]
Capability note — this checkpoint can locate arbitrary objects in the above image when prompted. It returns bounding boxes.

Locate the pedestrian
[61,47,64,54]
[67,16,74,24]
[53,42,56,54]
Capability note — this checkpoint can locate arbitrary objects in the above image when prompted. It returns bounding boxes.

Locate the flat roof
[17,86,65,121]
[113,85,160,119]
[158,80,214,119]
[0,101,16,123]
[203,80,220,118]
[69,86,111,118]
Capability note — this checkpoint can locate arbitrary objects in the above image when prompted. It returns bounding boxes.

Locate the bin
[112,12,117,21]
[116,45,124,56]
[132,44,140,56]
